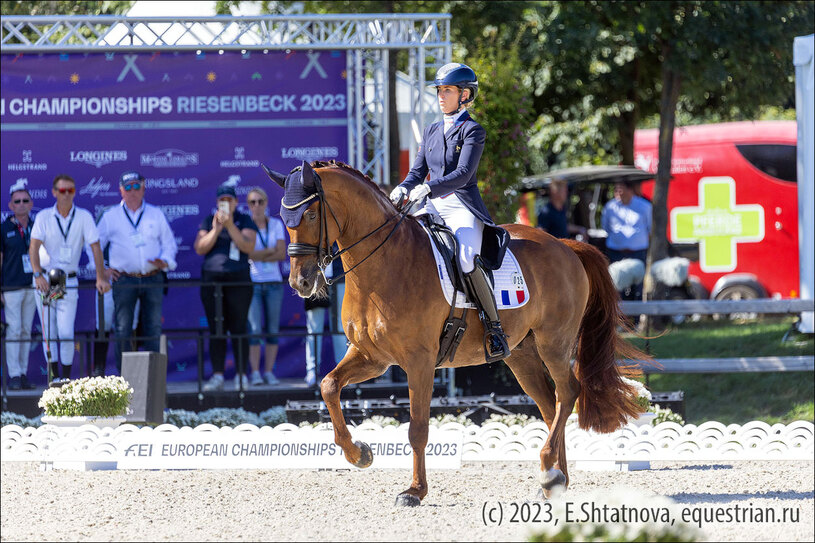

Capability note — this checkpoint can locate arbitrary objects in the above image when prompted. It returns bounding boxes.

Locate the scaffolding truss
[1,14,451,185]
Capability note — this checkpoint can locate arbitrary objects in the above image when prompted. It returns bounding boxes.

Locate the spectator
[194,181,257,391]
[304,255,347,388]
[96,171,177,373]
[537,179,587,239]
[29,174,110,383]
[601,180,652,299]
[246,187,287,386]
[2,179,37,390]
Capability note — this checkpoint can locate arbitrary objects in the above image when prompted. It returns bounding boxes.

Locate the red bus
[635,120,799,300]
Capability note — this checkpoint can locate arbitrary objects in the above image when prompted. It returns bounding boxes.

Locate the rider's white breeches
[416,194,483,274]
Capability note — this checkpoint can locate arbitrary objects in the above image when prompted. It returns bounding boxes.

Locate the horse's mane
[312,160,393,207]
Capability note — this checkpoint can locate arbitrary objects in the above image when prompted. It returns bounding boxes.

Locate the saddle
[417,215,511,367]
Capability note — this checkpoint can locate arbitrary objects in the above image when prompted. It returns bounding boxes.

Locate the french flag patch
[501,290,526,306]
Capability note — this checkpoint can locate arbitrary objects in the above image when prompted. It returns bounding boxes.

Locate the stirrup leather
[464,265,510,363]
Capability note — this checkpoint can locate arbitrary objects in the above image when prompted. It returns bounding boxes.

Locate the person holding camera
[194,182,257,391]
[29,174,110,383]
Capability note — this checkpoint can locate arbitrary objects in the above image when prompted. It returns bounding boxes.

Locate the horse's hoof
[539,468,567,499]
[353,440,373,468]
[395,493,421,507]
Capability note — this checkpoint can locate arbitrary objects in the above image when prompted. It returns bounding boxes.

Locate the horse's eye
[306,211,317,221]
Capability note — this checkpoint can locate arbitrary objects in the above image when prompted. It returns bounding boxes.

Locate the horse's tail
[561,239,648,433]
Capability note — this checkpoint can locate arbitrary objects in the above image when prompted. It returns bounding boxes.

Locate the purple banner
[1,50,348,384]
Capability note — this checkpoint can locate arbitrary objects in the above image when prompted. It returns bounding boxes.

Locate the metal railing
[621,298,814,374]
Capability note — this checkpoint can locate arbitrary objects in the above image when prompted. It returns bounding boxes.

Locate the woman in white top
[246,187,287,386]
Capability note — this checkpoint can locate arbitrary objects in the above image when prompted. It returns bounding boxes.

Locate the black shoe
[8,376,22,390]
[20,374,36,390]
[92,366,105,377]
[484,325,510,363]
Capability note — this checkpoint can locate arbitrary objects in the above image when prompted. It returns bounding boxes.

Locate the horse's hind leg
[507,333,579,497]
[321,345,389,467]
[504,335,570,492]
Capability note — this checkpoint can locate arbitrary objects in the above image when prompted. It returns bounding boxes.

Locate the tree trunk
[644,46,682,303]
[618,58,640,166]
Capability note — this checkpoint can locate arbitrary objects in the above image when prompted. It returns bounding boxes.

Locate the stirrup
[483,324,509,363]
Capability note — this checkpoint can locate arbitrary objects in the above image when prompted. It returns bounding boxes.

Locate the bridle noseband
[285,170,411,286]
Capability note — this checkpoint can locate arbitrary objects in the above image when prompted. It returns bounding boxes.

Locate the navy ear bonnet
[280,161,321,228]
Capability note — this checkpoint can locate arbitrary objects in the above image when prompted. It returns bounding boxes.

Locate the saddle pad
[423,229,529,309]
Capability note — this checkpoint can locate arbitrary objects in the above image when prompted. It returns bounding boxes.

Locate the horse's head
[264,161,340,299]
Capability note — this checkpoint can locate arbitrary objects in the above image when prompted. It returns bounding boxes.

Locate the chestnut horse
[266,160,646,506]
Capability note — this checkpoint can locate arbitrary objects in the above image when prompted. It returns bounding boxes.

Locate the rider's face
[437,85,467,115]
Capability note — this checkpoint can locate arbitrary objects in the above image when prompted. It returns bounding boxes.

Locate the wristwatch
[33,271,43,278]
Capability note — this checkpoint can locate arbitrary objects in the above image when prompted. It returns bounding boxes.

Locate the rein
[286,176,412,286]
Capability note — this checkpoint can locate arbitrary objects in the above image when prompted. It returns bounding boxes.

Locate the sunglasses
[248,199,266,205]
[123,182,142,191]
[55,187,75,194]
[12,198,31,204]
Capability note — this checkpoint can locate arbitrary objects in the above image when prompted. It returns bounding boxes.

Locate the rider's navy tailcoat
[399,110,495,226]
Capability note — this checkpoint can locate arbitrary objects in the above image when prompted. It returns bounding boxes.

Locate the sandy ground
[1,460,813,542]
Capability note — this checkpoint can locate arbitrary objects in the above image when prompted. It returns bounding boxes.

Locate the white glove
[409,183,431,202]
[389,186,407,205]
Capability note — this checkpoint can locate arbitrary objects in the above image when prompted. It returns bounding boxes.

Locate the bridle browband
[286,169,412,286]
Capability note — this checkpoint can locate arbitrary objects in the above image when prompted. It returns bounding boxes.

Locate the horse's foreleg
[320,345,389,467]
[395,362,435,507]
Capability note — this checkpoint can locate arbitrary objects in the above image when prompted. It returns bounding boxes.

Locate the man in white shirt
[96,171,177,372]
[29,174,110,383]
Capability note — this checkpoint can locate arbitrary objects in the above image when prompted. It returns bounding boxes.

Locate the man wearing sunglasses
[1,179,37,390]
[96,171,177,374]
[29,174,110,383]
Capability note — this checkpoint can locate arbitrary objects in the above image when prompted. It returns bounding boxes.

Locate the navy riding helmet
[430,62,478,106]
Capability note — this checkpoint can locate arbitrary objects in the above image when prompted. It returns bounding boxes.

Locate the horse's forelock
[312,160,391,207]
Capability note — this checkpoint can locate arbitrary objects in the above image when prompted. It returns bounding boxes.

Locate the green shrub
[38,376,132,418]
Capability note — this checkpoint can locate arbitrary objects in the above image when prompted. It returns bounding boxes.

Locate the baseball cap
[120,171,145,186]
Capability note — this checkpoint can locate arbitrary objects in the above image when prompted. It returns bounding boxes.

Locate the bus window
[735,144,797,182]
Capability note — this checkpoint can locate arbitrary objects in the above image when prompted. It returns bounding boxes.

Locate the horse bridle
[283,168,412,286]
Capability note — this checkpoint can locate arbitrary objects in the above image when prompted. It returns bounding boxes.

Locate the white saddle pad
[423,229,529,309]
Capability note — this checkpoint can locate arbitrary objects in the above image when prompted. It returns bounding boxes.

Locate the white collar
[121,200,145,216]
[443,109,467,124]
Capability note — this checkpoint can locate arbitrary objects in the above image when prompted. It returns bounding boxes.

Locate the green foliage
[38,376,133,418]
[0,411,43,428]
[259,406,288,426]
[468,42,536,224]
[650,404,684,426]
[0,1,132,16]
[163,409,200,428]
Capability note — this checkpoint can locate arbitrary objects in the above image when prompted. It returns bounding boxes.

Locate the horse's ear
[261,164,286,188]
[301,160,317,191]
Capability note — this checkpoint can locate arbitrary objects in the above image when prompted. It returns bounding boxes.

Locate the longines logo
[219,146,259,168]
[280,146,339,161]
[140,148,199,168]
[80,177,115,198]
[156,204,200,223]
[7,149,47,172]
[69,150,127,168]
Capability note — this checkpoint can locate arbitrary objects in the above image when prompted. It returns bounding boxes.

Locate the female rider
[389,62,509,362]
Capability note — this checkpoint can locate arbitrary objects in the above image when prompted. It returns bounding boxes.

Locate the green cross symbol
[670,177,764,273]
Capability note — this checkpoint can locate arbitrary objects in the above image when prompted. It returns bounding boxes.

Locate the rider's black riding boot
[464,264,510,363]
[60,363,73,382]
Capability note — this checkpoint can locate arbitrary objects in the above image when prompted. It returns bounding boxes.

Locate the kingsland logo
[69,150,128,168]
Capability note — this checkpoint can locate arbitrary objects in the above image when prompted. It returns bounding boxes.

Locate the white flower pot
[41,416,126,429]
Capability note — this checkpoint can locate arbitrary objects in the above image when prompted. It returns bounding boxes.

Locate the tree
[0,1,132,16]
